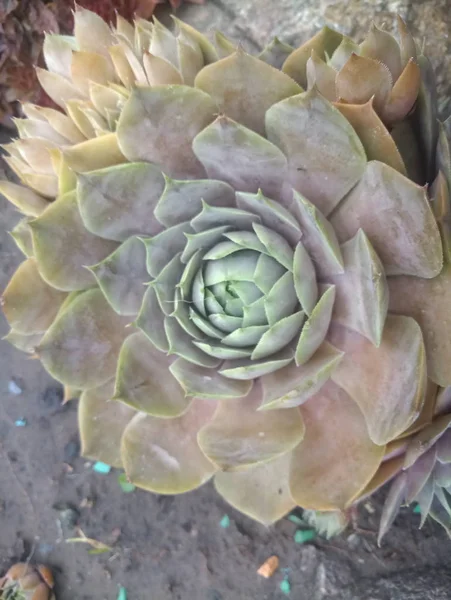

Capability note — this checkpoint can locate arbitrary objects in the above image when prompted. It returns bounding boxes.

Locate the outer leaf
[335,54,392,115]
[334,100,407,175]
[63,133,126,172]
[114,332,191,417]
[30,191,117,291]
[266,88,366,217]
[289,381,385,510]
[74,6,114,57]
[330,161,443,278]
[282,26,343,87]
[77,163,165,242]
[192,116,287,199]
[38,288,130,389]
[79,380,135,468]
[377,472,407,544]
[88,237,148,316]
[2,258,66,334]
[326,230,388,346]
[214,453,295,525]
[329,316,426,445]
[117,86,217,178]
[0,181,49,217]
[136,286,169,352]
[10,219,34,257]
[197,381,305,471]
[121,398,217,494]
[195,49,302,135]
[388,265,451,387]
[260,342,344,410]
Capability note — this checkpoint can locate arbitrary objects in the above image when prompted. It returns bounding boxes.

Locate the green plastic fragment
[117,587,127,600]
[288,514,304,525]
[118,472,136,493]
[294,529,316,544]
[280,578,291,595]
[93,461,111,474]
[220,514,230,528]
[413,504,422,514]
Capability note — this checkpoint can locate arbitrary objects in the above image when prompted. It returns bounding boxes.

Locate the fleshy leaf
[293,192,344,277]
[88,237,148,316]
[335,53,392,115]
[293,241,317,316]
[79,380,135,468]
[219,347,294,380]
[35,67,84,109]
[193,116,287,199]
[388,265,451,387]
[121,398,217,494]
[334,100,407,175]
[214,453,295,525]
[326,230,388,346]
[264,271,298,325]
[74,6,115,57]
[0,181,49,217]
[10,219,34,257]
[383,59,421,124]
[195,49,302,135]
[329,316,426,445]
[77,162,165,242]
[330,161,443,278]
[3,329,43,354]
[154,178,235,227]
[258,37,294,70]
[2,258,66,334]
[197,381,305,471]
[266,88,366,217]
[63,133,126,172]
[282,26,343,87]
[169,358,252,399]
[404,415,451,469]
[260,342,344,410]
[289,380,385,510]
[117,85,217,178]
[252,223,293,270]
[295,286,336,366]
[251,311,304,360]
[136,286,169,352]
[165,317,220,367]
[306,52,336,101]
[142,222,193,277]
[377,473,407,544]
[114,332,191,417]
[30,191,117,291]
[359,24,402,81]
[191,204,258,233]
[235,190,302,246]
[38,288,130,388]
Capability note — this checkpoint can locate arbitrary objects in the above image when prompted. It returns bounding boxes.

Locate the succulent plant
[0,563,55,600]
[2,8,451,534]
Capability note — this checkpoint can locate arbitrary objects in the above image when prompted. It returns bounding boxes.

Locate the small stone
[257,555,279,578]
[219,514,230,529]
[57,506,79,530]
[93,461,111,474]
[280,578,291,595]
[8,380,22,395]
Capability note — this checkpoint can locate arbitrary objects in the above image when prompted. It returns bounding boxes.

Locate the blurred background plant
[0,0,204,128]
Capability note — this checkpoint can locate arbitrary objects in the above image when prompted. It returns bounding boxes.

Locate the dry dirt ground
[2,1,451,599]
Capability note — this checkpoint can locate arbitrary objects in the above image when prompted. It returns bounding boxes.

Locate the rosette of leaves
[2,8,451,530]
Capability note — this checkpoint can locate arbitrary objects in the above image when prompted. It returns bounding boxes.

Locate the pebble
[8,380,22,395]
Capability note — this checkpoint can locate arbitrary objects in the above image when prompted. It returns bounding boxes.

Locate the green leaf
[77,162,165,242]
[114,331,192,417]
